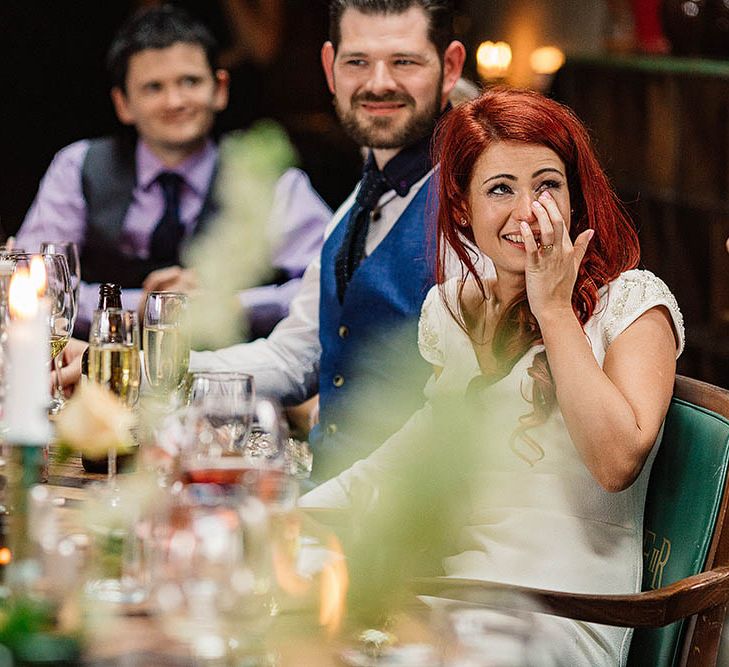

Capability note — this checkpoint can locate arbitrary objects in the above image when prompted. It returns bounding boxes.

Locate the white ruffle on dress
[302,269,684,666]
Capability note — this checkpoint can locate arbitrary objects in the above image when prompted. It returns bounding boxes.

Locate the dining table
[43,449,434,667]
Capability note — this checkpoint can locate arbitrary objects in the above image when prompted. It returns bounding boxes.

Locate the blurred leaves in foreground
[304,325,485,629]
[184,121,296,349]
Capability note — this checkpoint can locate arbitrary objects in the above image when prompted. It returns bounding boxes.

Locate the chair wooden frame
[412,376,729,667]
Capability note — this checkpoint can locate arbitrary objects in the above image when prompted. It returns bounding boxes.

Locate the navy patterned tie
[334,163,390,303]
[150,171,184,264]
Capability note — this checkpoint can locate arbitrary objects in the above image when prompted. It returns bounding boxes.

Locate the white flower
[55,382,135,458]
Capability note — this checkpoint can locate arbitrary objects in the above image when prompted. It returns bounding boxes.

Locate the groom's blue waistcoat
[312,176,437,480]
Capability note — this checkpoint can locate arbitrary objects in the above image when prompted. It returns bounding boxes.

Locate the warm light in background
[9,269,39,320]
[529,46,566,75]
[476,40,512,80]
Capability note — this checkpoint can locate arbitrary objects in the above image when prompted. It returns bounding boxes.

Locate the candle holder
[3,443,47,586]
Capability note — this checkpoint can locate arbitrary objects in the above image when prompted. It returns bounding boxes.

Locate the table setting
[0,252,415,667]
[0,245,568,667]
[0,129,576,667]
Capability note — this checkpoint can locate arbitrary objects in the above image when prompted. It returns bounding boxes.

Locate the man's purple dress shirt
[17,139,331,336]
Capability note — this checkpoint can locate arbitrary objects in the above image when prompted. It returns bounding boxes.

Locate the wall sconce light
[529,46,565,75]
[476,41,512,82]
[529,46,566,91]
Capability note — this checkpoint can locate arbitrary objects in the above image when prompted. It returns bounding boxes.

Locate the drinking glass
[87,308,141,485]
[188,371,256,455]
[39,242,80,311]
[182,394,297,511]
[0,259,14,423]
[150,483,274,663]
[0,246,25,257]
[40,242,80,414]
[143,292,190,403]
[9,252,74,364]
[84,479,149,606]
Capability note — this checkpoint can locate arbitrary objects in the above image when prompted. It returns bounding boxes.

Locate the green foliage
[310,327,485,629]
[0,595,81,665]
[342,392,481,628]
[185,121,297,349]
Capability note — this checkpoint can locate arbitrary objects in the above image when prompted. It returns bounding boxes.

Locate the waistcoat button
[333,374,345,387]
[338,325,349,338]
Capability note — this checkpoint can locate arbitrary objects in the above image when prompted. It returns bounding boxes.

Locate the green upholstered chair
[414,375,729,667]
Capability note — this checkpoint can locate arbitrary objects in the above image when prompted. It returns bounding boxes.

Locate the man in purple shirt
[17,5,330,338]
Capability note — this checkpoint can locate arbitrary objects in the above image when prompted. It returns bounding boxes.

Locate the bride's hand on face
[520,190,594,324]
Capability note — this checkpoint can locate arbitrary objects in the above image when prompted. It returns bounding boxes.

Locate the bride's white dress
[302,269,684,666]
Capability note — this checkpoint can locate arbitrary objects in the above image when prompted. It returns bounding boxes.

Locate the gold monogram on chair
[643,530,671,590]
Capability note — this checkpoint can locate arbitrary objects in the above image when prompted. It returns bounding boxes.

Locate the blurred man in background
[190,0,466,481]
[17,4,329,338]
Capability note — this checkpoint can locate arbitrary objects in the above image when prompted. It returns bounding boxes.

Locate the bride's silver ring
[540,243,555,253]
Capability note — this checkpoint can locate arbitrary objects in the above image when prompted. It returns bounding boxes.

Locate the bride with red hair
[303,87,684,665]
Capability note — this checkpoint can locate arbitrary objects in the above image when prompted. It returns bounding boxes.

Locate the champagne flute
[87,308,141,485]
[40,242,80,414]
[84,312,145,606]
[143,292,190,404]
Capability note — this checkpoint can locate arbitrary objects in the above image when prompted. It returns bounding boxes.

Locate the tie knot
[157,171,183,197]
[356,167,389,210]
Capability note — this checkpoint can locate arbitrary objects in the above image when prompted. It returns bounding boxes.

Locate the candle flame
[272,517,312,596]
[272,520,348,635]
[319,536,348,635]
[9,269,39,319]
[29,255,47,296]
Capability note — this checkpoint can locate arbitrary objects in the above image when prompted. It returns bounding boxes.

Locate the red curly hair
[433,87,640,446]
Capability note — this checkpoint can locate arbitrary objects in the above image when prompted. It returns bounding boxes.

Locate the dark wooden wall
[552,55,729,388]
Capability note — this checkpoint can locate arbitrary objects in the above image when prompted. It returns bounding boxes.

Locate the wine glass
[39,242,80,310]
[143,292,190,404]
[40,242,80,414]
[150,483,274,663]
[9,252,74,366]
[182,393,297,510]
[87,308,141,485]
[188,371,256,455]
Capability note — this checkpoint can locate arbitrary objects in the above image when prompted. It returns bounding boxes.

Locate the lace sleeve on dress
[418,284,446,367]
[602,269,685,357]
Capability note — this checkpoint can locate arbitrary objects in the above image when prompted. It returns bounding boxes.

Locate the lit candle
[5,266,50,444]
